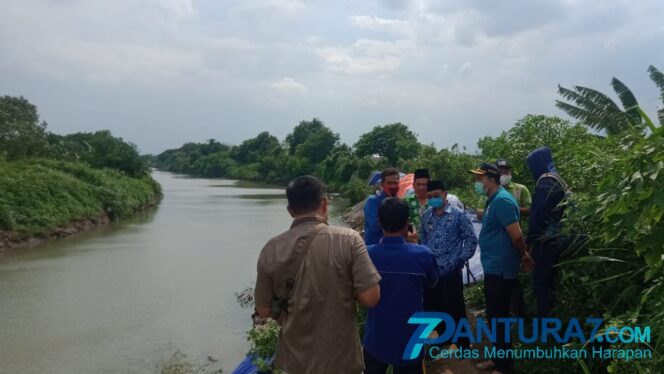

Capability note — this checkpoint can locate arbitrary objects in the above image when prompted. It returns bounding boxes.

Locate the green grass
[0,159,162,235]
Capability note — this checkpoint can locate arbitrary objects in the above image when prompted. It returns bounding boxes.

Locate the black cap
[496,159,512,169]
[468,162,501,183]
[414,168,430,179]
[427,180,445,192]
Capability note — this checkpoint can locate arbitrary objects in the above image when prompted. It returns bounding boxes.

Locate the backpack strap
[536,172,571,213]
[537,172,568,191]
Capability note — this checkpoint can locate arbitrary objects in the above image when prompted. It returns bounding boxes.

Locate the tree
[318,144,358,186]
[0,95,49,160]
[232,131,282,164]
[477,114,608,192]
[62,130,148,177]
[285,118,340,164]
[201,139,229,156]
[555,65,664,135]
[648,65,664,125]
[354,123,421,166]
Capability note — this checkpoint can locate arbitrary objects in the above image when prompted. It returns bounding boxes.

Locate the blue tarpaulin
[231,356,257,374]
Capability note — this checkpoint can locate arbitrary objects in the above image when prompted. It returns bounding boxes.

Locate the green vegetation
[155,119,478,204]
[226,65,663,373]
[247,319,281,373]
[502,66,663,373]
[0,159,160,235]
[0,95,160,238]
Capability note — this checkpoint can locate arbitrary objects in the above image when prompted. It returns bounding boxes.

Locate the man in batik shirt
[420,179,477,348]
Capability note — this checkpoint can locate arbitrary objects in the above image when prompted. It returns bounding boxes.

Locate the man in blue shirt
[420,180,477,348]
[363,168,401,245]
[470,163,534,374]
[364,197,439,374]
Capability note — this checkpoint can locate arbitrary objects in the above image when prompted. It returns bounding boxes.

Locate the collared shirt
[420,204,478,277]
[403,194,427,232]
[364,236,439,366]
[478,187,521,279]
[478,181,531,210]
[364,191,387,245]
[255,215,382,374]
[403,194,465,233]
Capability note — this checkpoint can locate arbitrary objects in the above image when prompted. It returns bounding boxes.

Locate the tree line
[0,95,149,177]
[0,95,160,236]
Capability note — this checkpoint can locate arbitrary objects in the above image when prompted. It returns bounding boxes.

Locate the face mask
[428,197,444,208]
[500,175,512,186]
[474,181,486,196]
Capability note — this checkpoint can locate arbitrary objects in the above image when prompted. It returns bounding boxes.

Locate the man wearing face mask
[475,159,532,320]
[404,168,466,235]
[476,159,531,221]
[420,180,477,348]
[470,163,534,374]
[364,168,401,245]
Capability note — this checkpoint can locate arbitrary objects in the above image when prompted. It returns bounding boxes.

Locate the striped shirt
[255,215,381,374]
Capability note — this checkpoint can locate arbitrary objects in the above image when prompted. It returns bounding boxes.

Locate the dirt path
[425,310,490,374]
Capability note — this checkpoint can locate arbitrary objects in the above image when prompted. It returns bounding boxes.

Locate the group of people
[253,146,569,374]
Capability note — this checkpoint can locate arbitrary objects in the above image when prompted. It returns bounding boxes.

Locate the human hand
[407,230,419,243]
[521,252,534,273]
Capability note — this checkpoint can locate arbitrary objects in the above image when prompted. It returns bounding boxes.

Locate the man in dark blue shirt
[364,168,401,245]
[364,198,439,374]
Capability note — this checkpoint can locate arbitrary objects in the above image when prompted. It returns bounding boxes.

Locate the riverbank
[0,159,162,253]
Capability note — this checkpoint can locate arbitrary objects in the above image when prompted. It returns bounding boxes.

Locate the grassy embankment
[0,159,162,248]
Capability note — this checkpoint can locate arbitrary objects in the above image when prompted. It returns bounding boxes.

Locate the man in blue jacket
[364,197,439,374]
[363,168,400,245]
[526,147,568,317]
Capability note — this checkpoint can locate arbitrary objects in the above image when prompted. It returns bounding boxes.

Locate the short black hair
[381,167,400,182]
[485,163,501,184]
[286,176,326,214]
[378,197,409,233]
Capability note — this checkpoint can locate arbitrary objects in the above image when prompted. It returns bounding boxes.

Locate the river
[0,170,348,373]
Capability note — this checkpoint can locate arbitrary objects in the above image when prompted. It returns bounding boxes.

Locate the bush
[0,159,161,234]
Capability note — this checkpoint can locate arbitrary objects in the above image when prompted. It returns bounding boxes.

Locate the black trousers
[423,268,470,348]
[532,242,563,317]
[484,273,520,374]
[363,349,423,374]
[510,280,527,318]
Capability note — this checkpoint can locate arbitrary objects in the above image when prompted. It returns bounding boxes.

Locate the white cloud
[348,15,412,36]
[315,39,414,75]
[149,0,195,20]
[270,0,306,11]
[0,0,662,154]
[271,77,308,94]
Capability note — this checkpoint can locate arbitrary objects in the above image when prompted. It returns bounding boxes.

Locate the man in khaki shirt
[254,175,381,374]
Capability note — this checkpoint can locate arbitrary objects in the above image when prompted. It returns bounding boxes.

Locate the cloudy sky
[1,0,662,154]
